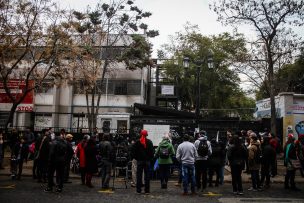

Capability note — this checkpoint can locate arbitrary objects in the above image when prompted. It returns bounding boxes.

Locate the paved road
[1,175,304,203]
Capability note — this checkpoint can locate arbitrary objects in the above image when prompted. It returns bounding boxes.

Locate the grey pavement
[1,153,304,202]
[1,157,304,183]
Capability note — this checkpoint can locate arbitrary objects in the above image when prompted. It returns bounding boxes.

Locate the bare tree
[0,0,71,131]
[212,0,304,134]
[68,0,158,133]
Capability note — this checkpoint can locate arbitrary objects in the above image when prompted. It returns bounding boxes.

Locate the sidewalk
[1,157,304,183]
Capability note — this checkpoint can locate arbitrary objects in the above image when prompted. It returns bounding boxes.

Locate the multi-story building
[0,34,150,134]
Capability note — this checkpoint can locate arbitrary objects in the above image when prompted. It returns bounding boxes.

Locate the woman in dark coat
[85,138,98,188]
[227,135,248,195]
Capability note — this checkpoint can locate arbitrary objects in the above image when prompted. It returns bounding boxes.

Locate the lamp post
[183,52,214,130]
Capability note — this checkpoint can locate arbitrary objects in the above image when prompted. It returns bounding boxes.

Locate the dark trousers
[261,164,271,186]
[285,169,296,188]
[101,160,112,188]
[195,160,208,189]
[136,160,150,193]
[79,167,86,184]
[208,166,220,186]
[32,159,38,178]
[250,170,261,189]
[64,159,71,182]
[17,159,24,178]
[37,160,48,182]
[159,164,170,186]
[48,162,65,190]
[231,165,243,192]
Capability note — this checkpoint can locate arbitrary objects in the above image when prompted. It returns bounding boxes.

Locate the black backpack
[197,140,209,157]
[159,146,170,159]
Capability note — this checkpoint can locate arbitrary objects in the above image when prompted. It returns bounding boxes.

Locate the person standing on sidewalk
[193,131,212,192]
[260,135,276,189]
[284,134,301,191]
[64,134,74,183]
[247,133,262,191]
[45,133,68,193]
[176,134,198,195]
[154,133,175,189]
[75,135,89,185]
[99,133,114,191]
[84,137,98,188]
[131,129,154,194]
[36,129,51,183]
[227,135,248,195]
[12,136,29,180]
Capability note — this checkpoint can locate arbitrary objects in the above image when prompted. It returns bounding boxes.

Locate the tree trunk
[5,103,18,132]
[268,54,277,135]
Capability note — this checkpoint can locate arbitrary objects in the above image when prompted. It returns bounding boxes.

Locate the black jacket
[35,135,51,162]
[49,137,68,164]
[13,142,28,160]
[99,140,114,162]
[131,139,154,161]
[85,142,98,173]
[227,144,248,169]
[261,143,276,166]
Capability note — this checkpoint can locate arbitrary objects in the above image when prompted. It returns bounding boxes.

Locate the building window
[114,80,127,95]
[127,80,141,95]
[74,79,142,95]
[35,80,53,93]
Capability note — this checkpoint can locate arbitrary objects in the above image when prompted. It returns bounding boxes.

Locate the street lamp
[183,52,214,131]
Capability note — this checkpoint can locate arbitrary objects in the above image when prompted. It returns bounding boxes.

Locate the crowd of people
[0,127,303,196]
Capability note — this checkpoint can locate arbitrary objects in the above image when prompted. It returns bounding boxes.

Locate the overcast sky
[58,0,257,58]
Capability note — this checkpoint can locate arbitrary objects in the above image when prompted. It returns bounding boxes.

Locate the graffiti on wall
[295,121,304,137]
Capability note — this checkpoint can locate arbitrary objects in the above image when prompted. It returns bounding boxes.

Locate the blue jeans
[250,170,261,189]
[182,164,196,193]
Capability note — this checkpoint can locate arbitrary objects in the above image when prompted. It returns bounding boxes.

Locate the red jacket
[76,142,87,168]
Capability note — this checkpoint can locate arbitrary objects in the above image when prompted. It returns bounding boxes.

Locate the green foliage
[160,25,253,119]
[119,35,153,70]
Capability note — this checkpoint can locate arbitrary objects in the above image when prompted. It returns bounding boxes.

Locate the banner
[0,80,34,112]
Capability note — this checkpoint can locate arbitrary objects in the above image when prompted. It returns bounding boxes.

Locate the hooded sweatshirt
[155,139,175,165]
[176,141,197,165]
[194,136,212,161]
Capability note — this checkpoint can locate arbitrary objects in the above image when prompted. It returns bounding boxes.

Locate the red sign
[0,80,34,104]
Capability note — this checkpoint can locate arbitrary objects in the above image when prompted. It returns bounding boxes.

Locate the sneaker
[56,188,62,193]
[145,192,150,195]
[238,191,244,195]
[233,191,238,195]
[44,187,52,192]
[131,183,136,187]
[248,187,257,191]
[257,187,263,191]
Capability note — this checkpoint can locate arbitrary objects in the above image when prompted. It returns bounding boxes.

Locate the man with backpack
[194,130,212,192]
[155,134,175,189]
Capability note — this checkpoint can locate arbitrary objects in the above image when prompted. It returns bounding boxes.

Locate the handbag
[290,159,302,169]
